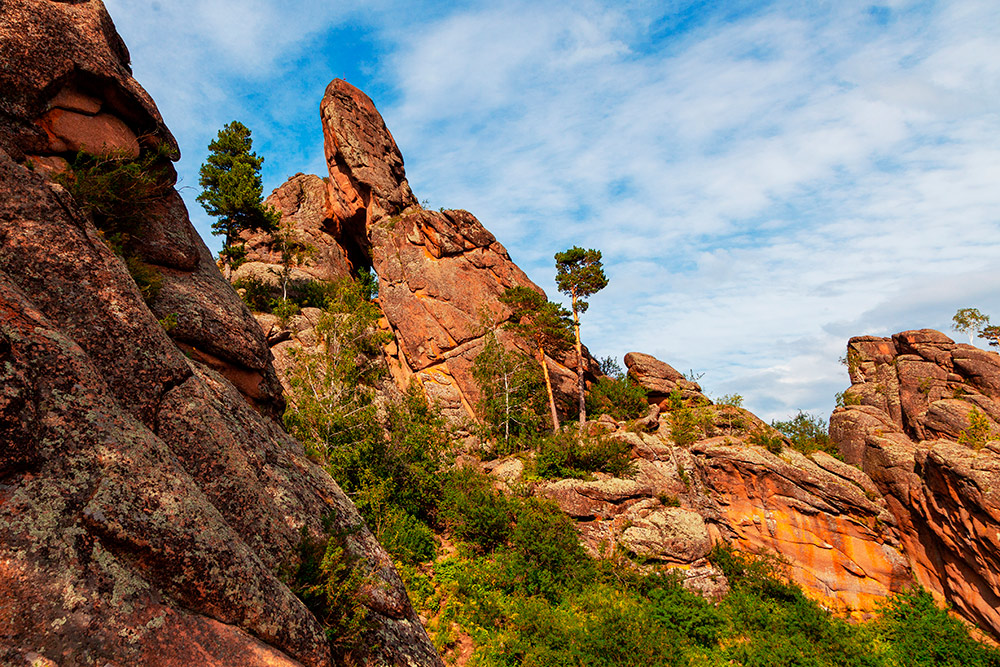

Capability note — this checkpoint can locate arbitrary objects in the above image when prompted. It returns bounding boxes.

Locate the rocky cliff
[830,330,1000,638]
[0,2,441,666]
[241,79,588,422]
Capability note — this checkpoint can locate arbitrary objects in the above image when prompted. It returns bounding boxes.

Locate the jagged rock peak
[321,78,417,224]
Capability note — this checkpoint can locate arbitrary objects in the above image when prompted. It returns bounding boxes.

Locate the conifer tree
[554,246,608,425]
[500,286,573,432]
[197,121,279,278]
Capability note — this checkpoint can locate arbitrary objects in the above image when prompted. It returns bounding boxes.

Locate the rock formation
[831,329,1000,638]
[515,361,913,617]
[242,79,588,422]
[0,2,441,665]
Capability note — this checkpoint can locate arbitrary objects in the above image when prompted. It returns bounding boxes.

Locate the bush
[585,375,648,421]
[234,275,273,312]
[281,516,371,660]
[441,467,512,552]
[868,588,1000,666]
[55,145,174,303]
[958,408,993,450]
[772,411,839,457]
[750,430,784,454]
[535,430,634,479]
[508,498,592,599]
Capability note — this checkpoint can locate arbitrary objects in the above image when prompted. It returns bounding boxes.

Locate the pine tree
[554,246,608,425]
[197,121,280,278]
[500,286,574,432]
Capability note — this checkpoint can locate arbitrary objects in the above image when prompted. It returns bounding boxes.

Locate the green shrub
[281,516,371,660]
[585,375,648,421]
[271,297,300,326]
[535,430,634,479]
[509,497,592,600]
[55,146,174,304]
[233,275,273,312]
[958,408,993,450]
[772,411,839,457]
[750,430,784,454]
[441,467,512,552]
[867,588,1000,666]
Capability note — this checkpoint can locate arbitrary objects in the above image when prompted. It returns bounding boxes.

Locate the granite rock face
[0,3,442,666]
[831,329,1000,638]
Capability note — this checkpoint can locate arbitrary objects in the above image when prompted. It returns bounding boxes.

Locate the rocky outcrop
[497,384,911,617]
[0,3,441,666]
[831,329,1000,638]
[245,79,586,421]
[625,351,704,406]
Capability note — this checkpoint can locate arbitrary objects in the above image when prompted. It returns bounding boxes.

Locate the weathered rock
[624,351,704,406]
[692,441,911,619]
[831,329,1000,638]
[0,3,442,666]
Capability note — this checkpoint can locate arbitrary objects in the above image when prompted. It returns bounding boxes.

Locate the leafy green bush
[281,516,371,660]
[441,467,512,552]
[866,588,1000,666]
[534,430,634,479]
[508,497,593,600]
[958,408,993,450]
[772,411,839,457]
[234,275,273,311]
[585,375,648,421]
[55,146,174,303]
[271,296,300,326]
[750,430,784,454]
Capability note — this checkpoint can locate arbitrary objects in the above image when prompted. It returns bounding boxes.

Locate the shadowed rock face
[831,329,1000,639]
[0,3,442,666]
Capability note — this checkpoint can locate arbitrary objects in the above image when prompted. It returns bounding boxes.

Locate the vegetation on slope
[269,276,999,666]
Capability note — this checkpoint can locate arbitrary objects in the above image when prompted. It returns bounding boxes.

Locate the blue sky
[104,0,1000,421]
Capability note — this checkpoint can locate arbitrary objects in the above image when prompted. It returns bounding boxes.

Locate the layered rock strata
[0,2,441,665]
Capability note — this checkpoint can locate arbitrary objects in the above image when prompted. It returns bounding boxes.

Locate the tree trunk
[538,344,560,432]
[571,293,585,425]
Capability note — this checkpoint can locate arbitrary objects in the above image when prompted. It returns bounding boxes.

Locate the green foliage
[281,516,371,658]
[500,286,574,356]
[441,467,513,552]
[508,497,593,600]
[534,430,635,479]
[554,247,609,316]
[271,297,300,326]
[269,218,314,301]
[836,389,863,407]
[598,355,626,378]
[55,146,173,303]
[716,393,744,407]
[750,430,785,454]
[953,307,991,344]
[772,411,839,457]
[197,121,280,273]
[585,375,648,421]
[865,588,1000,666]
[958,408,993,450]
[233,275,272,311]
[472,331,546,453]
[666,393,714,447]
[157,312,178,333]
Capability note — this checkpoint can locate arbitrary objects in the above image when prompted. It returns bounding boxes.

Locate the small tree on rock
[555,246,608,425]
[952,307,1000,347]
[198,121,279,278]
[500,286,573,432]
